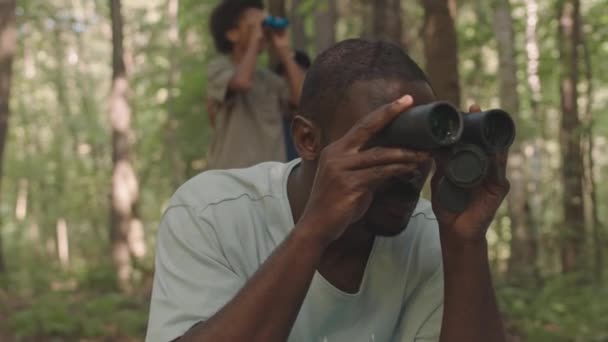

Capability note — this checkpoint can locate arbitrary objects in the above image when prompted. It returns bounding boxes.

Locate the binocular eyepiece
[378,101,516,212]
[262,16,289,30]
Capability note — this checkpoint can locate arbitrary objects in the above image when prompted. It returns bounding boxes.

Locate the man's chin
[364,215,413,237]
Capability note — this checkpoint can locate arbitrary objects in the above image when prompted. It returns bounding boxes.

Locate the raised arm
[269,30,304,106]
[432,104,508,342]
[227,15,265,92]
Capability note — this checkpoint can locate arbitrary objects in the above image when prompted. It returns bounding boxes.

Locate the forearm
[229,38,260,91]
[277,47,304,105]
[439,235,506,342]
[180,221,326,342]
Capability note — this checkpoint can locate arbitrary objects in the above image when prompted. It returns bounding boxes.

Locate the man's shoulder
[167,161,288,213]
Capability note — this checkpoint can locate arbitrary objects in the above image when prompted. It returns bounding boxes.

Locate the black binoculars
[262,16,289,30]
[376,101,515,212]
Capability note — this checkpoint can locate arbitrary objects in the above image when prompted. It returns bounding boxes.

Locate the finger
[343,147,430,170]
[468,103,482,113]
[354,163,420,189]
[341,94,414,150]
[484,150,509,187]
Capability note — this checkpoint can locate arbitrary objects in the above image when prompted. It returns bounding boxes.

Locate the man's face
[324,80,435,236]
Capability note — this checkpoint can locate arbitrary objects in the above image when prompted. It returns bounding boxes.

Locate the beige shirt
[146,160,444,342]
[206,56,288,169]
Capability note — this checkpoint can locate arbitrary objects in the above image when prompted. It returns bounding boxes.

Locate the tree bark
[558,0,585,274]
[0,0,17,274]
[421,0,461,107]
[371,0,403,48]
[493,0,537,284]
[110,0,141,292]
[525,0,542,127]
[314,0,337,55]
[166,0,185,189]
[580,27,602,283]
[290,0,308,51]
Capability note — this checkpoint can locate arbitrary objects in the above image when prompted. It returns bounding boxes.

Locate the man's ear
[226,28,239,44]
[291,115,322,161]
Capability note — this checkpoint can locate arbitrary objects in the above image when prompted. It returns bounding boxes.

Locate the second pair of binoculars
[262,15,289,30]
[374,101,516,213]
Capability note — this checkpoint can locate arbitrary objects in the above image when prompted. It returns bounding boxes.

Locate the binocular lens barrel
[462,109,516,151]
[381,101,463,150]
[374,100,516,213]
[262,16,289,30]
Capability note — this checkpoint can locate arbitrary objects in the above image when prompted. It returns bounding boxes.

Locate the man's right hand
[298,94,430,245]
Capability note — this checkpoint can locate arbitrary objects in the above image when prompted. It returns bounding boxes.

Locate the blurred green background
[0,0,607,341]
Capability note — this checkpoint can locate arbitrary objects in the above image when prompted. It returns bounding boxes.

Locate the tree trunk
[493,0,537,284]
[371,0,403,48]
[0,0,17,274]
[421,0,461,107]
[314,0,337,55]
[558,0,585,274]
[110,0,141,292]
[166,0,185,189]
[580,28,602,283]
[290,0,308,51]
[525,0,542,128]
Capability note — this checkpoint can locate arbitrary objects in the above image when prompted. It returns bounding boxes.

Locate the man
[205,0,304,169]
[147,39,509,342]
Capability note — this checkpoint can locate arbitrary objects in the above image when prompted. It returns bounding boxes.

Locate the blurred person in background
[204,0,304,170]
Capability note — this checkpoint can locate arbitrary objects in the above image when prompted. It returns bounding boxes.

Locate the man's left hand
[430,104,511,242]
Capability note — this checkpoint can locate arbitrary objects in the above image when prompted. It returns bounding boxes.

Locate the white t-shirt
[146,159,444,342]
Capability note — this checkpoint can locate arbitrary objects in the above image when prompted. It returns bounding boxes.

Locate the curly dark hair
[210,0,264,53]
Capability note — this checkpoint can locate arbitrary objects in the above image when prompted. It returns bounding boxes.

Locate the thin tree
[557,0,585,274]
[0,0,17,273]
[372,0,403,47]
[314,0,337,55]
[165,0,185,189]
[580,26,602,283]
[109,0,141,291]
[493,0,537,283]
[420,0,460,107]
[290,0,308,51]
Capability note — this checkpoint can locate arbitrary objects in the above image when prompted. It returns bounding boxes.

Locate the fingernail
[399,95,413,105]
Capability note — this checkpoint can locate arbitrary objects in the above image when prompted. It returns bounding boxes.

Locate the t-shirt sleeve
[207,57,235,102]
[395,262,444,342]
[145,205,243,342]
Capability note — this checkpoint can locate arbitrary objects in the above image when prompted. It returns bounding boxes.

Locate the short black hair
[210,0,264,53]
[299,39,430,123]
[273,50,312,75]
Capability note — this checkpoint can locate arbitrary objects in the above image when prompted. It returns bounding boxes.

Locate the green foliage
[8,290,147,340]
[499,276,608,341]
